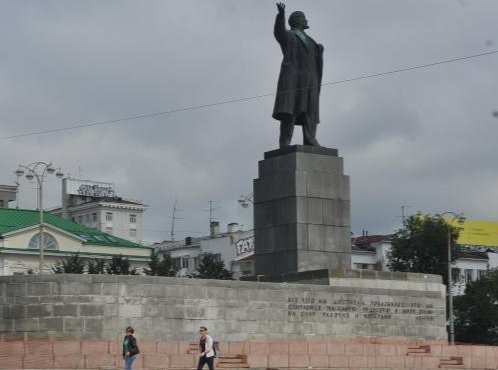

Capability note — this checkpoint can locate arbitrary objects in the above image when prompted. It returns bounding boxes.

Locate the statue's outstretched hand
[276,2,285,14]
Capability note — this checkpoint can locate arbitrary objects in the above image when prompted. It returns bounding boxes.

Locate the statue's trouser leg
[302,115,319,146]
[279,118,294,148]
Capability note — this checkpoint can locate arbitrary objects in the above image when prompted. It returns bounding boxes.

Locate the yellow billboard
[447,218,498,248]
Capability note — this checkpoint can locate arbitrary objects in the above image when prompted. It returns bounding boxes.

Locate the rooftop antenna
[169,198,183,243]
[401,205,414,224]
[14,170,22,208]
[206,199,220,230]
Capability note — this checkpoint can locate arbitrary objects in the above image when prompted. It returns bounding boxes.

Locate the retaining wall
[0,273,445,342]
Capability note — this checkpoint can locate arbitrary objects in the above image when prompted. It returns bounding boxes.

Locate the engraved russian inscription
[286,295,439,324]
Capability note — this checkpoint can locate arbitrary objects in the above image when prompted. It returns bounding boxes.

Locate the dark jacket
[273,12,323,125]
[123,335,140,358]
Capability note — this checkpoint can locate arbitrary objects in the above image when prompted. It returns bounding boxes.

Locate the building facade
[0,208,152,275]
[351,227,495,296]
[0,185,16,209]
[51,178,147,243]
[155,222,255,279]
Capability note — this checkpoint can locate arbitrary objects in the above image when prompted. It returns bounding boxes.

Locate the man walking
[197,326,215,370]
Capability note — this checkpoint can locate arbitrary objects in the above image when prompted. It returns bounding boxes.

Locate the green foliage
[87,259,107,274]
[52,253,85,274]
[454,269,498,345]
[191,253,233,280]
[388,214,462,285]
[143,250,178,276]
[52,254,141,275]
[105,255,137,275]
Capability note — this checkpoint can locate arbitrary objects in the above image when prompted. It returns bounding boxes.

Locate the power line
[1,49,497,141]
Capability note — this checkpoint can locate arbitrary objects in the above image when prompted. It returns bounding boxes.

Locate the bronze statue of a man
[273,3,324,148]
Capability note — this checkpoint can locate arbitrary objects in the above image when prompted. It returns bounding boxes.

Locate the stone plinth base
[253,145,351,276]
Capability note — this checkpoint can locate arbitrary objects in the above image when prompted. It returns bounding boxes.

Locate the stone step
[219,354,247,359]
[217,363,250,368]
[439,356,464,367]
[407,344,431,354]
[218,358,247,364]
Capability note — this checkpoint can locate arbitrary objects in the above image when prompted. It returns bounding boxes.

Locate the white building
[51,178,147,243]
[351,233,492,296]
[0,185,16,209]
[156,221,255,279]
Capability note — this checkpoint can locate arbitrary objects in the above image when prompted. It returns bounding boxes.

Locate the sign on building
[66,179,116,198]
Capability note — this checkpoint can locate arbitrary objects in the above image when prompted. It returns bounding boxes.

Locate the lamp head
[15,167,24,177]
[46,165,55,174]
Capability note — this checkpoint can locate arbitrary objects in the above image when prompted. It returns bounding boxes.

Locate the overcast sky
[1,0,498,243]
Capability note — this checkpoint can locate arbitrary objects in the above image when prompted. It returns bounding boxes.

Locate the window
[464,269,473,282]
[477,270,486,280]
[129,214,137,223]
[213,254,222,263]
[0,200,4,208]
[194,257,200,269]
[354,263,373,270]
[129,229,137,238]
[77,216,83,223]
[85,214,90,222]
[106,227,113,235]
[106,212,113,221]
[92,213,97,222]
[28,232,58,250]
[173,257,189,270]
[452,268,461,282]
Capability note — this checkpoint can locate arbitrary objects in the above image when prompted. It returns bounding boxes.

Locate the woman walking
[122,326,140,370]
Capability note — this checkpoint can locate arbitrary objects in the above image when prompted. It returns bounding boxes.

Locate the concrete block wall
[0,273,446,342]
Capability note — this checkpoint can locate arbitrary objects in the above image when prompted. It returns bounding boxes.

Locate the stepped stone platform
[0,337,498,370]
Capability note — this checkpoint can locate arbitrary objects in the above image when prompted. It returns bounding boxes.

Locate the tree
[454,269,498,345]
[191,253,233,280]
[105,255,137,275]
[143,250,178,276]
[52,253,85,274]
[388,214,462,285]
[87,259,107,274]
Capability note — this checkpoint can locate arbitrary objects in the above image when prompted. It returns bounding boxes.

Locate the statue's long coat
[272,12,323,125]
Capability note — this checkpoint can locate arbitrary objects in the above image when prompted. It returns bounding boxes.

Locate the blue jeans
[124,354,136,370]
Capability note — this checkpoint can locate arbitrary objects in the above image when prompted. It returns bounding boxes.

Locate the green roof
[0,208,145,248]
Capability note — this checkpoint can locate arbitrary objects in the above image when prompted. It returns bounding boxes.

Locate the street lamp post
[436,211,466,345]
[15,162,63,274]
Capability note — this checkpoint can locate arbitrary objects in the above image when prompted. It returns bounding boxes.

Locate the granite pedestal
[254,145,351,276]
